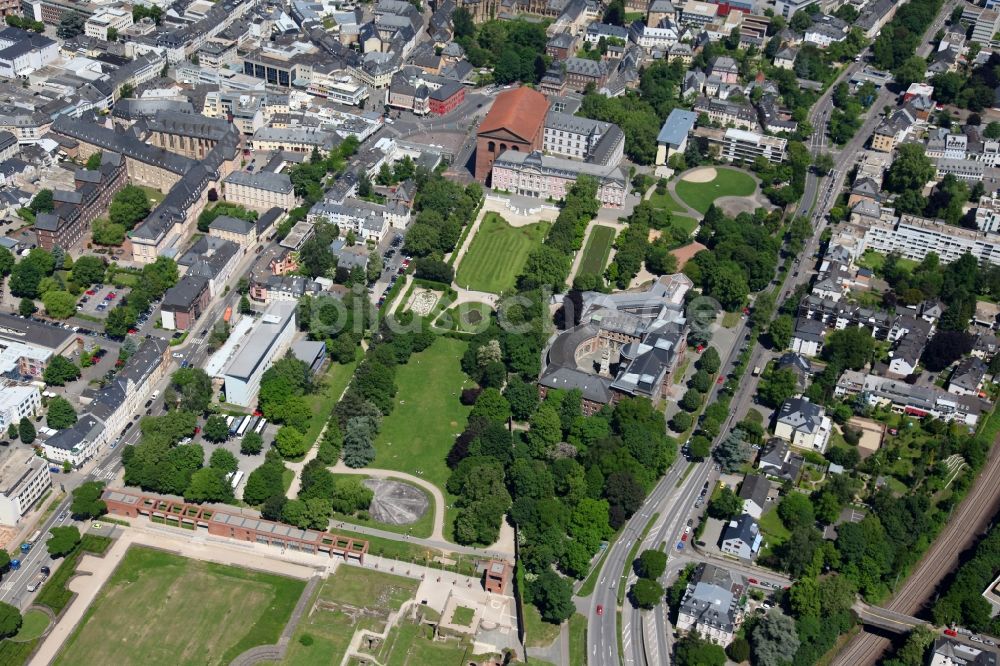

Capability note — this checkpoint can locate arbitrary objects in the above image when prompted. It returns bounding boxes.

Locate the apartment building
[676,564,746,646]
[693,97,758,131]
[0,448,50,525]
[251,126,340,155]
[222,170,295,212]
[0,383,39,432]
[696,127,786,164]
[861,214,1000,266]
[208,215,258,249]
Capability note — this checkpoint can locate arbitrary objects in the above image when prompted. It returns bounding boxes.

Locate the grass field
[671,214,699,236]
[434,302,493,334]
[675,168,757,214]
[0,610,50,666]
[758,506,791,560]
[578,225,616,276]
[54,546,305,666]
[455,213,549,294]
[647,189,688,214]
[857,250,919,275]
[374,337,470,529]
[319,566,418,613]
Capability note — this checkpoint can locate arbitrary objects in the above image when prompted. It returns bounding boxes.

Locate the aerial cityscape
[0,0,998,663]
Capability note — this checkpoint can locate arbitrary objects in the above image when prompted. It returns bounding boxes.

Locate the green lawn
[54,546,305,666]
[456,213,549,294]
[434,301,493,334]
[647,189,688,214]
[282,466,294,492]
[523,604,561,647]
[578,225,616,276]
[136,185,165,206]
[675,168,757,214]
[36,534,111,615]
[452,606,475,626]
[857,250,919,275]
[378,621,478,666]
[303,357,359,448]
[12,610,49,641]
[759,506,791,546]
[0,610,50,666]
[283,580,382,666]
[569,613,587,666]
[672,214,699,236]
[374,337,471,514]
[319,566,418,613]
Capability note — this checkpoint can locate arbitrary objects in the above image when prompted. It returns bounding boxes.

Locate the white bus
[236,416,252,438]
[225,470,245,491]
[225,415,235,429]
[27,530,41,545]
[254,418,267,435]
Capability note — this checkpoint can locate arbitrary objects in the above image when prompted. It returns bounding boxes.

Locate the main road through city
[586,3,959,661]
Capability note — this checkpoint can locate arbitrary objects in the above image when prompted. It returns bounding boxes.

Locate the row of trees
[402,170,482,260]
[517,176,599,292]
[871,0,942,77]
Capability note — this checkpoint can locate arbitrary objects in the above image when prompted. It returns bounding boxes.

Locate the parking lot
[372,233,409,307]
[77,283,130,317]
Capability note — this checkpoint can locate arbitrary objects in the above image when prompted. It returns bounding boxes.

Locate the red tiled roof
[477,86,549,143]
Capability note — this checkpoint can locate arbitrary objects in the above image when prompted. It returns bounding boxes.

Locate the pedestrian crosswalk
[93,465,118,481]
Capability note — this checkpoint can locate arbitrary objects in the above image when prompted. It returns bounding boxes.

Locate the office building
[213,302,297,407]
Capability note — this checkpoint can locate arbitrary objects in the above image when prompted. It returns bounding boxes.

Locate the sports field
[374,337,471,496]
[675,168,757,214]
[456,213,549,294]
[578,225,616,276]
[54,546,305,666]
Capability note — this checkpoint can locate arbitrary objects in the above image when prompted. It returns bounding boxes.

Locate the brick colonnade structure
[102,488,369,562]
[474,86,549,183]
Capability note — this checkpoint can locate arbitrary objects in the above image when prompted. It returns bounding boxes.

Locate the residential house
[738,475,771,519]
[775,397,832,452]
[676,563,745,646]
[949,357,988,396]
[758,438,804,483]
[720,514,762,561]
[791,317,825,357]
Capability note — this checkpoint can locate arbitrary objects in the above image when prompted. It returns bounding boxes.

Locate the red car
[944,629,958,637]
[681,533,688,541]
[86,289,96,295]
[194,426,201,435]
[596,605,603,616]
[717,376,724,384]
[128,328,138,335]
[748,578,758,585]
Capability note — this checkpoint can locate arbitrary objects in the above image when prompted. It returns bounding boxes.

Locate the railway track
[832,434,1000,665]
